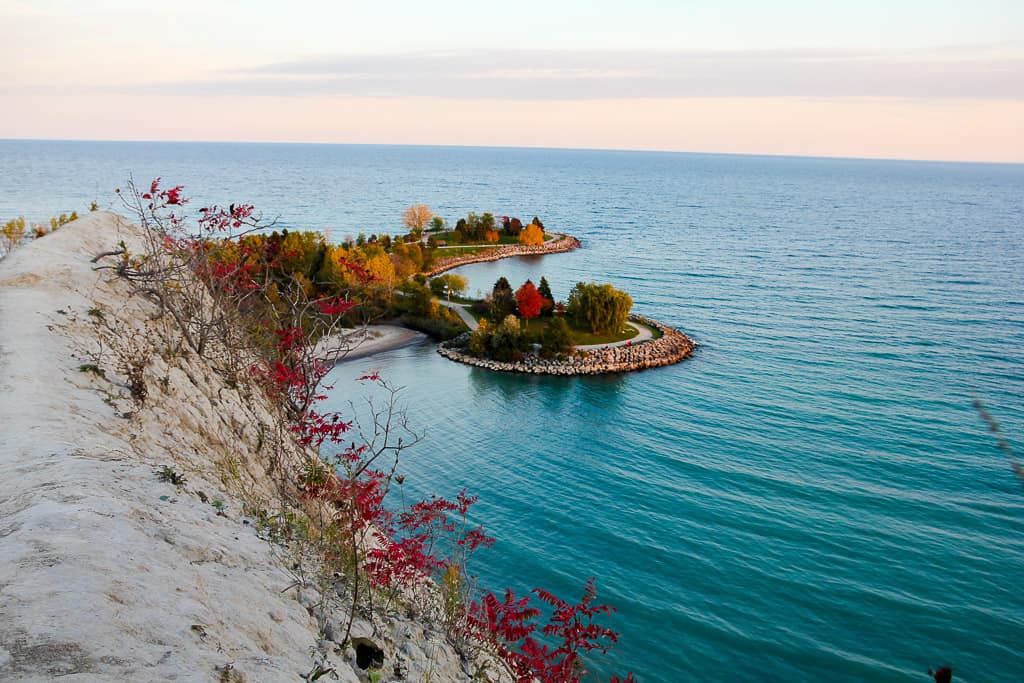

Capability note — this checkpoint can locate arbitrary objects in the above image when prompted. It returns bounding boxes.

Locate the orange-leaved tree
[519,222,544,246]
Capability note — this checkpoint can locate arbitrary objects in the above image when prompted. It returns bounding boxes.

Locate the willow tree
[567,282,633,335]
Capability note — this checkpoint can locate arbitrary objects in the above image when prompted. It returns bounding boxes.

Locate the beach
[316,324,428,364]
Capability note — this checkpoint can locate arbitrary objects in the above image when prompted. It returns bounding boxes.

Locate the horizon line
[2,136,1022,167]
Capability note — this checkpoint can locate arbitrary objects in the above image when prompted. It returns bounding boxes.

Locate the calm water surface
[3,141,1022,682]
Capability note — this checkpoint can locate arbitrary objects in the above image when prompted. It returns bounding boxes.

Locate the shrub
[541,316,574,357]
[1,217,27,255]
[489,314,522,361]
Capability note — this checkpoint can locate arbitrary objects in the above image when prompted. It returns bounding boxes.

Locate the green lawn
[432,230,517,246]
[567,321,638,345]
[431,230,557,248]
[434,246,498,257]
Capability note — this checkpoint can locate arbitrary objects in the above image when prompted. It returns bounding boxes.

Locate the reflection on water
[465,364,625,411]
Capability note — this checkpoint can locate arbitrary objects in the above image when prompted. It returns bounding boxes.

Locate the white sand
[316,324,427,364]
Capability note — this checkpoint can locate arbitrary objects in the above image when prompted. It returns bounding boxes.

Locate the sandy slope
[0,213,482,682]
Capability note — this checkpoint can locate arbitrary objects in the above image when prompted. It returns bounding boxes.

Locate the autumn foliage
[2,211,80,258]
[402,204,434,233]
[519,222,545,246]
[515,280,544,321]
[112,180,629,682]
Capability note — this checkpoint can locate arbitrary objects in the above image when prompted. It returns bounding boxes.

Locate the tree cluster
[464,276,571,360]
[451,212,498,244]
[442,212,547,245]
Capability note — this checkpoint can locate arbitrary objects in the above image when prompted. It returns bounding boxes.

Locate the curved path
[438,300,480,330]
[575,321,652,350]
[438,300,652,349]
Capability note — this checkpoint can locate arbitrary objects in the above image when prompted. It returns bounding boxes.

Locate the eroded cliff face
[0,213,491,683]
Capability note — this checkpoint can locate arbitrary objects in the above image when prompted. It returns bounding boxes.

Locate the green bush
[540,316,574,357]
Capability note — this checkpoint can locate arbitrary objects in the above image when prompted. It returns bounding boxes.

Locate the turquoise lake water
[3,141,1022,681]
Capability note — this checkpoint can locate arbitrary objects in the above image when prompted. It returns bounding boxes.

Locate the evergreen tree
[537,276,554,316]
[491,276,516,320]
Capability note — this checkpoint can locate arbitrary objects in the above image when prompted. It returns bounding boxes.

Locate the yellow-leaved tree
[1,217,27,255]
[518,222,544,246]
[365,252,397,292]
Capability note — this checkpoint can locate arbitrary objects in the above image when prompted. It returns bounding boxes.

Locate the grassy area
[567,321,638,345]
[434,246,498,258]
[432,230,557,248]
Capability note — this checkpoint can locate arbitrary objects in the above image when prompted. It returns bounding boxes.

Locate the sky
[2,0,1023,162]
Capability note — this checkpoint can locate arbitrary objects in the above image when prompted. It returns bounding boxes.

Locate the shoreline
[438,314,697,375]
[316,324,428,364]
[424,233,581,277]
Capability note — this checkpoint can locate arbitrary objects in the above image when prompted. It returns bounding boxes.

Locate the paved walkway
[438,300,652,349]
[438,300,480,330]
[575,322,652,350]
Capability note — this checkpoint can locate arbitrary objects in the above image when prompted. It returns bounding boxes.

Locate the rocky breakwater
[425,233,581,276]
[438,314,697,376]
